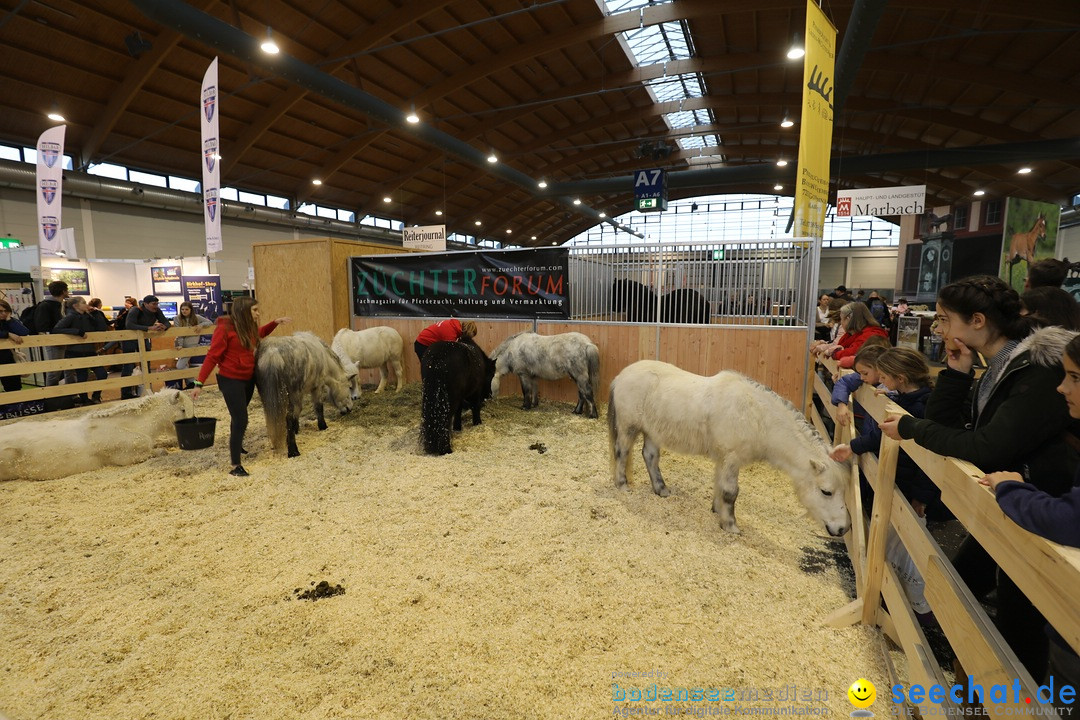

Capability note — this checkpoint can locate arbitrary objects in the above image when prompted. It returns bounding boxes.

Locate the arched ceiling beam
[80,0,219,168]
[223,0,452,175]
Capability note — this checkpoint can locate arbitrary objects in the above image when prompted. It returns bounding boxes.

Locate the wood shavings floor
[0,384,887,719]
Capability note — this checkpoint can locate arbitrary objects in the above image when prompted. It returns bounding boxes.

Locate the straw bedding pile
[0,384,886,719]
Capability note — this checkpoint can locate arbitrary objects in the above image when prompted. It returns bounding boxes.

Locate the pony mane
[737,374,828,453]
[491,331,528,360]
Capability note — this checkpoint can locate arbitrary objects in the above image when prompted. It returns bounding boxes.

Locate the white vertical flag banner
[201,57,222,254]
[36,125,66,257]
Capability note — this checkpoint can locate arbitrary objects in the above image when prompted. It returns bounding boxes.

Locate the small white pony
[0,389,194,481]
[608,360,850,536]
[490,331,600,418]
[330,326,405,398]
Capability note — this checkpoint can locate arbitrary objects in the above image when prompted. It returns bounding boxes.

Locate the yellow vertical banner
[793,0,837,239]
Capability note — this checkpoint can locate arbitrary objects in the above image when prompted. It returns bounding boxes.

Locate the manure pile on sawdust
[0,384,887,719]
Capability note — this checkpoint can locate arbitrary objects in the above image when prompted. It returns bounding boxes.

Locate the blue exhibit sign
[633,168,668,212]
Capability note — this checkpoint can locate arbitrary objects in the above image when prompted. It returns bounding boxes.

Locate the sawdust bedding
[0,384,887,720]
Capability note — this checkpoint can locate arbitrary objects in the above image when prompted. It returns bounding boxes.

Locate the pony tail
[421,367,452,455]
[255,346,288,451]
[587,343,600,401]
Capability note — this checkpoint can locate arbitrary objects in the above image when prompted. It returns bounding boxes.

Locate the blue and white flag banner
[201,57,222,254]
[36,125,66,256]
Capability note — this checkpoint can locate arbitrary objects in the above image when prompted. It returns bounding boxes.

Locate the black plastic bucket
[174,416,217,450]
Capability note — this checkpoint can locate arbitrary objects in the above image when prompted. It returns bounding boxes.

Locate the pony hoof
[656,487,670,497]
[287,449,300,458]
[722,523,742,534]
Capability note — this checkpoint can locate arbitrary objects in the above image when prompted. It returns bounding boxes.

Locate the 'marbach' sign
[351,247,569,319]
[836,185,926,217]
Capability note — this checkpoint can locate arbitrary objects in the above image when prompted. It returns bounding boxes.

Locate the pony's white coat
[0,389,194,481]
[608,360,850,535]
[490,331,600,417]
[331,326,405,397]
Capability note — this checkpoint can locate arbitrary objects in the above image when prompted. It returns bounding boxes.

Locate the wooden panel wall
[350,317,808,406]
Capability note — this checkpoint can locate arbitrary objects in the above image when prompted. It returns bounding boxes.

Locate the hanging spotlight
[260,27,280,54]
[531,235,537,240]
[572,198,582,205]
[405,105,419,124]
[475,220,482,226]
[47,110,66,123]
[973,189,986,197]
[537,179,548,189]
[776,159,788,167]
[1017,167,1032,174]
[786,34,804,60]
[486,151,498,164]
[435,209,443,216]
[774,184,784,191]
[382,196,392,203]
[780,116,794,128]
[598,212,606,219]
[505,229,512,234]
[311,178,323,186]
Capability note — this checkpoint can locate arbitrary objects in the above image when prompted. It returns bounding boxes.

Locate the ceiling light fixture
[382,196,392,203]
[780,116,794,128]
[47,110,66,123]
[1017,167,1032,174]
[973,189,986,196]
[531,235,537,240]
[572,198,581,205]
[260,26,280,54]
[475,220,482,226]
[537,179,547,189]
[776,159,788,167]
[505,229,512,234]
[774,184,783,191]
[598,212,606,219]
[311,178,322,186]
[405,105,419,124]
[435,209,443,216]
[786,35,804,60]
[486,151,498,164]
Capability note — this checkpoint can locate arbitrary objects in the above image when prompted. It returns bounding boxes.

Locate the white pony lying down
[608,360,851,536]
[0,389,194,482]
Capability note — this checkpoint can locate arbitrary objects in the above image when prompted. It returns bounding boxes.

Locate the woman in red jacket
[191,297,291,477]
[812,302,889,363]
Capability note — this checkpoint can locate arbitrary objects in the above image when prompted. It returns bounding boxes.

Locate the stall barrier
[0,326,215,407]
[809,357,1080,718]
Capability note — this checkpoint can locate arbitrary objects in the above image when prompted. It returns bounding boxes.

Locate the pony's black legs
[641,436,669,497]
[711,459,741,533]
[286,413,301,457]
[518,374,537,409]
[452,400,464,431]
[469,394,483,425]
[314,401,327,431]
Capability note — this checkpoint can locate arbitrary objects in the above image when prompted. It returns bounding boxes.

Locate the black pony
[611,280,711,324]
[660,289,711,324]
[420,338,497,455]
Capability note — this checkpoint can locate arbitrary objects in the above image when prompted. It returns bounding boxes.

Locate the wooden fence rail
[809,357,1080,717]
[0,327,214,404]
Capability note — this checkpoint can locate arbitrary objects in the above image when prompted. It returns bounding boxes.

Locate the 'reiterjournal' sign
[351,247,569,319]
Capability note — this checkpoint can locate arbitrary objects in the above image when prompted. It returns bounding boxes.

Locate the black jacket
[52,308,107,356]
[898,327,1079,497]
[126,304,172,332]
[32,297,64,334]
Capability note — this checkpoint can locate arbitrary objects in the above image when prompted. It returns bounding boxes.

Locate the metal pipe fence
[568,238,821,327]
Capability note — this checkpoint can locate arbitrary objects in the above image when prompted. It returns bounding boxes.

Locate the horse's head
[796,457,851,537]
[325,376,354,416]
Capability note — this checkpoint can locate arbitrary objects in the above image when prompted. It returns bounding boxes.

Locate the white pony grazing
[608,360,850,536]
[490,331,601,418]
[330,326,405,399]
[0,389,194,482]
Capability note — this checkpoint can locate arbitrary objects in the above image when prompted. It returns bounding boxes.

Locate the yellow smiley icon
[848,679,876,709]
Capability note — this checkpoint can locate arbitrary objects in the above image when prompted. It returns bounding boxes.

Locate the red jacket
[832,325,889,361]
[198,317,279,383]
[416,318,463,347]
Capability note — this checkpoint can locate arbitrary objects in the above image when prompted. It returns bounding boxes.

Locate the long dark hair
[230,296,259,351]
[1065,334,1080,368]
[1021,286,1080,331]
[176,301,198,327]
[936,275,1036,341]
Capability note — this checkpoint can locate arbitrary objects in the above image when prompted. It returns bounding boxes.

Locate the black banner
[352,247,569,319]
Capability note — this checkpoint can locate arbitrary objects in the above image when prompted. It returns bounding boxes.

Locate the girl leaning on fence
[879,274,1078,681]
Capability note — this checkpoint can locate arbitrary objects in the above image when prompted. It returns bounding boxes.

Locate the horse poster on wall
[351,247,569,319]
[1000,198,1061,293]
